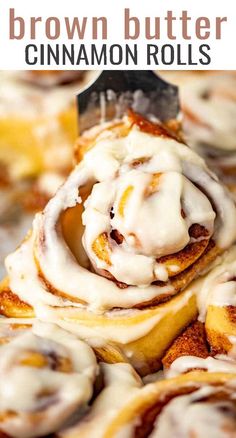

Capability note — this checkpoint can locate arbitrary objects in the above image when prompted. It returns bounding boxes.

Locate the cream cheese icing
[150,385,236,438]
[61,362,142,438]
[5,123,236,314]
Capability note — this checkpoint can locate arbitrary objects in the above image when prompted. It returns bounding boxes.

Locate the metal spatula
[77,70,179,133]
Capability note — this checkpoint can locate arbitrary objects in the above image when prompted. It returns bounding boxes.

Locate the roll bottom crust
[0,278,34,319]
[0,279,197,376]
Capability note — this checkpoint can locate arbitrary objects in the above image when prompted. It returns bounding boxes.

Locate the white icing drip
[37,306,165,345]
[6,231,77,309]
[6,215,195,343]
[182,161,236,249]
[0,319,33,340]
[114,171,190,257]
[154,264,169,282]
[166,355,236,378]
[7,217,175,312]
[211,282,236,307]
[33,290,194,345]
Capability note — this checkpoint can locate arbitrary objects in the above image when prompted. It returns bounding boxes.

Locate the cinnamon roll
[0,71,96,182]
[59,361,142,438]
[0,321,97,438]
[102,371,236,438]
[0,319,141,438]
[162,320,209,369]
[1,111,236,375]
[162,320,236,379]
[161,71,236,190]
[196,245,236,356]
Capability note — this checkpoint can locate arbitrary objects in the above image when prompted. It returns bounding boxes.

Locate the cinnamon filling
[134,387,236,438]
[162,321,209,368]
[18,350,72,373]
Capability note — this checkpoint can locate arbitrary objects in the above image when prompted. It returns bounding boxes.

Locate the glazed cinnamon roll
[59,361,142,438]
[164,71,236,189]
[101,371,236,438]
[1,111,236,375]
[0,321,97,438]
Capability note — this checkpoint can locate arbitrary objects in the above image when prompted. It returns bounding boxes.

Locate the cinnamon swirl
[0,321,97,438]
[102,371,236,438]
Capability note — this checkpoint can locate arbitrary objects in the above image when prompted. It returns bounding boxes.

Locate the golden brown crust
[0,279,33,318]
[156,224,210,278]
[135,240,220,309]
[169,241,219,293]
[227,305,236,324]
[164,304,236,365]
[207,329,232,356]
[162,321,209,368]
[127,110,183,142]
